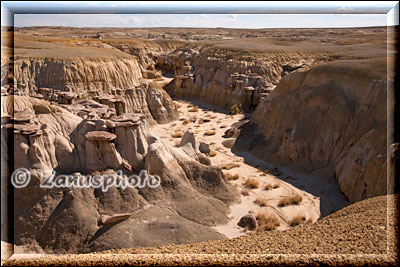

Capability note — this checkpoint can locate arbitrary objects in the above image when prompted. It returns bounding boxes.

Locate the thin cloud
[338,7,354,12]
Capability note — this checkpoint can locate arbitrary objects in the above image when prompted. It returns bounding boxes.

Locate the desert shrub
[241,188,250,196]
[183,119,190,125]
[171,131,184,138]
[230,104,241,115]
[244,178,259,189]
[208,150,217,157]
[264,184,273,190]
[225,173,240,180]
[278,194,302,207]
[290,215,306,227]
[204,130,216,136]
[265,183,280,190]
[256,212,280,231]
[188,106,198,112]
[219,163,240,170]
[254,198,268,207]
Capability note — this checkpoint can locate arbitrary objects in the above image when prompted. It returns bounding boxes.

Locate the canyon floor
[151,98,349,238]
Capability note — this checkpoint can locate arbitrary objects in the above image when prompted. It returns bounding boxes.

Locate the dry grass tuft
[188,106,199,112]
[208,150,217,157]
[244,178,259,189]
[264,184,273,190]
[264,183,280,190]
[204,130,216,136]
[278,194,302,207]
[241,188,250,196]
[219,163,240,170]
[225,172,240,180]
[254,198,268,207]
[171,131,184,138]
[182,119,190,125]
[190,116,197,123]
[256,212,280,231]
[289,214,306,227]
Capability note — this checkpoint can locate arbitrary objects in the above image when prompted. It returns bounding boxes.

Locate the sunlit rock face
[241,58,388,202]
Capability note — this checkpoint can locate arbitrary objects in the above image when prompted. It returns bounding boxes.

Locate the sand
[151,99,325,237]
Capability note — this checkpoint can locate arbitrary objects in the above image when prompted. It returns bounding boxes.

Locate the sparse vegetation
[264,183,280,190]
[256,212,280,231]
[230,104,241,115]
[241,188,250,196]
[171,131,184,138]
[290,215,306,227]
[208,150,217,157]
[188,106,199,112]
[264,183,273,190]
[254,198,268,207]
[219,163,240,170]
[278,194,302,207]
[225,172,240,180]
[182,119,190,125]
[204,130,216,136]
[244,177,259,189]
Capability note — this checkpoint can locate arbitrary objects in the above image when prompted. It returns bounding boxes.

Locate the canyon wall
[235,58,389,202]
[6,55,178,124]
[162,47,330,112]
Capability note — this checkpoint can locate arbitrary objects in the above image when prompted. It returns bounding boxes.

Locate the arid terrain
[1,25,398,265]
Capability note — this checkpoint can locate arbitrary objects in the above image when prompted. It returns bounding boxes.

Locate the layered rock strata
[235,58,389,202]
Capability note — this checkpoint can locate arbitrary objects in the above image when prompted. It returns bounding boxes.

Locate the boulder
[223,127,239,138]
[199,142,210,154]
[237,213,257,230]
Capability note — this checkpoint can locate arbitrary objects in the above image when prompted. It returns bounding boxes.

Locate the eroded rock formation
[1,96,238,253]
[161,47,327,111]
[235,58,389,202]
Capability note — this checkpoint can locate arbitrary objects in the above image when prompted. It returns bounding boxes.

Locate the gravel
[5,194,398,266]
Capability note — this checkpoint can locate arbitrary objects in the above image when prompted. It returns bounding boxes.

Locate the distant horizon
[3,2,398,29]
[11,24,391,30]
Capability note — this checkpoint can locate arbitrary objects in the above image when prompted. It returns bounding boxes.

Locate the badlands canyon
[1,25,398,264]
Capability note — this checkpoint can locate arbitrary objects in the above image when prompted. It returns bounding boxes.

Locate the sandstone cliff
[162,46,330,112]
[235,58,389,202]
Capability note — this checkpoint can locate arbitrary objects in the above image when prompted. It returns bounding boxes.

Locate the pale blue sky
[3,1,399,28]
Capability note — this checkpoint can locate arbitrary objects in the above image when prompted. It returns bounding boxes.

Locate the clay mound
[6,194,397,266]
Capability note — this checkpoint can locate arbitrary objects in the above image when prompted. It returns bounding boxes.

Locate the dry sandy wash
[1,25,398,266]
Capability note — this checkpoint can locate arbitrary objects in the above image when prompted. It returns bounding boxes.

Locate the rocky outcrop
[162,47,328,111]
[2,95,238,253]
[7,54,178,124]
[235,58,389,202]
